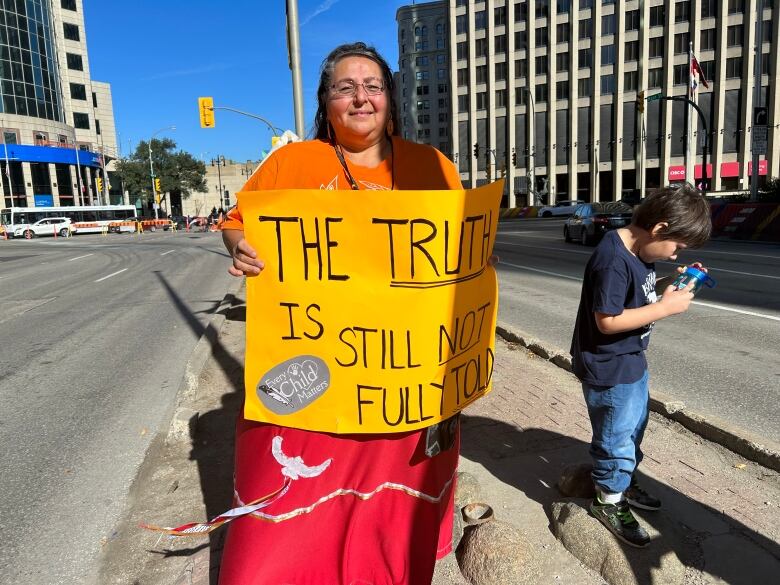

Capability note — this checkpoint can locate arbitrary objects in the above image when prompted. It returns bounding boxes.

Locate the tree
[115,138,207,210]
[760,177,780,203]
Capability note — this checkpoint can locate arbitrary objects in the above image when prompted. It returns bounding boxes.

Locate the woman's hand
[223,229,264,277]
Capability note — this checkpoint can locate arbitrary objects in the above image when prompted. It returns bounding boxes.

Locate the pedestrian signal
[636,90,645,115]
[155,178,161,192]
[199,97,215,128]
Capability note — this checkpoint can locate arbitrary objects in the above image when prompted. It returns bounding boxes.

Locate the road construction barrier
[711,203,780,241]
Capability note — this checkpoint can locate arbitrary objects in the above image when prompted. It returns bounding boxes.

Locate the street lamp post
[523,87,537,205]
[211,155,226,211]
[148,125,176,219]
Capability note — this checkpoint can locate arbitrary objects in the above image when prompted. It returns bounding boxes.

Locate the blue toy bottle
[672,266,716,294]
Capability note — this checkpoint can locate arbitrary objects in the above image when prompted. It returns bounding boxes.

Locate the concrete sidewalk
[99,286,780,584]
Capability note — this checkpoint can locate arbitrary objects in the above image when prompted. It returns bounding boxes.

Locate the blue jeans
[582,370,649,495]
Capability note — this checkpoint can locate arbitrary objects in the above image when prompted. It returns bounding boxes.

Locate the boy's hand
[659,281,695,316]
[229,237,265,277]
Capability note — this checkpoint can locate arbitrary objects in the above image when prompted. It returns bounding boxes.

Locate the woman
[220,42,463,585]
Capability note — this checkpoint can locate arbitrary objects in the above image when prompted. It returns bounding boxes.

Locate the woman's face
[326,56,389,147]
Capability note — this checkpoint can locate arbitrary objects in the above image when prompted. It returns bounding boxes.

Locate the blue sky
[84,0,430,163]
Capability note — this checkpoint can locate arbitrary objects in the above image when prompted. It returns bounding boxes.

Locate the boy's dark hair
[631,184,712,248]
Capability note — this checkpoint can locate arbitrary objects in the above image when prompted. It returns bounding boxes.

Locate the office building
[448,0,778,206]
[1,0,119,207]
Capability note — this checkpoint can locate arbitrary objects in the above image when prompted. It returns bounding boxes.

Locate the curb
[166,276,245,444]
[496,321,780,474]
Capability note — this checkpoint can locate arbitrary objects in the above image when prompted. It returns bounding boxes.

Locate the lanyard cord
[333,139,395,191]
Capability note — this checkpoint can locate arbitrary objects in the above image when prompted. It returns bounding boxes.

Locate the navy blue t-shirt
[570,230,657,386]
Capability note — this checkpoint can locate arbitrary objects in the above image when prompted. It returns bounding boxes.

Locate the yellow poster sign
[240,181,503,434]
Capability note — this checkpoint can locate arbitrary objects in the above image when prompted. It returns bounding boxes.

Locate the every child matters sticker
[239,181,503,434]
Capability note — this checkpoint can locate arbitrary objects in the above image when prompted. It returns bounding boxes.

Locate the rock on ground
[456,520,539,585]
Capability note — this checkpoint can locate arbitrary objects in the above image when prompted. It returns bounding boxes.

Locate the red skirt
[218,416,459,585]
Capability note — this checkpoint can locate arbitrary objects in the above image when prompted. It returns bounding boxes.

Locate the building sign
[34,194,54,207]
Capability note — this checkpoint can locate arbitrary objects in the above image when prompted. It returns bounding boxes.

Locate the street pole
[523,87,536,205]
[660,96,709,196]
[74,140,84,206]
[286,0,305,138]
[148,126,176,219]
[209,106,283,135]
[212,156,225,210]
[751,0,765,201]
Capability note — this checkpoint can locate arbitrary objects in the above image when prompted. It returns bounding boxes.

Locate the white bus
[0,204,137,237]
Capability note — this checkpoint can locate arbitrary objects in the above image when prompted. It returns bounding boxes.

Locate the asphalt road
[0,230,234,585]
[494,218,780,445]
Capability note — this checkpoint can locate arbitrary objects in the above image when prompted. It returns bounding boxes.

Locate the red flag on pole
[691,54,709,91]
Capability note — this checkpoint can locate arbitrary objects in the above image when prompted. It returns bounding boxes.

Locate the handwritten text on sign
[240,181,503,433]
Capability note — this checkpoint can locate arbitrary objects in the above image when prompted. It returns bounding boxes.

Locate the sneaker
[589,497,651,548]
[625,479,662,511]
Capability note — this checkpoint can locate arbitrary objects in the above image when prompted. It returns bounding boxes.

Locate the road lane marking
[495,240,592,255]
[691,249,780,260]
[658,261,780,280]
[68,254,94,261]
[160,250,175,256]
[95,268,128,282]
[500,262,780,322]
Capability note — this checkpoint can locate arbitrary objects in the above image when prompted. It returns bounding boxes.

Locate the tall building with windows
[449,0,779,207]
[1,0,118,208]
[396,2,453,157]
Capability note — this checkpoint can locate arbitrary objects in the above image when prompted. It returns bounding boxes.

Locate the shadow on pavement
[459,414,780,585]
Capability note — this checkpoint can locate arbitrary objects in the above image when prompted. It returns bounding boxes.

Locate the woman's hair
[312,42,400,141]
[631,184,712,248]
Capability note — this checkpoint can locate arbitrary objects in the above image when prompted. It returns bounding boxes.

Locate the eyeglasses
[330,78,386,98]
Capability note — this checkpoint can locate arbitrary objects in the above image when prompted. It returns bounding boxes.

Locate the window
[702,0,717,17]
[580,0,593,7]
[650,6,665,27]
[475,10,486,30]
[476,38,487,57]
[557,0,571,12]
[557,23,570,43]
[556,80,569,100]
[763,20,772,44]
[726,57,742,78]
[673,64,688,85]
[417,85,429,95]
[63,23,80,41]
[476,92,488,109]
[675,1,691,22]
[535,1,550,18]
[495,6,506,26]
[457,68,468,86]
[579,18,592,39]
[476,65,488,84]
[456,15,467,34]
[495,34,507,54]
[415,25,427,37]
[556,52,569,72]
[515,30,527,50]
[535,55,548,75]
[415,41,429,51]
[601,44,615,65]
[649,37,664,59]
[416,71,430,80]
[439,98,447,109]
[495,61,508,81]
[66,53,83,70]
[600,74,615,94]
[515,58,528,78]
[436,54,446,64]
[624,70,638,91]
[700,60,715,81]
[95,120,102,135]
[514,2,528,22]
[728,0,744,14]
[417,99,430,109]
[625,40,639,62]
[436,23,444,35]
[515,87,527,106]
[579,47,592,68]
[70,83,86,100]
[437,68,446,79]
[73,113,90,129]
[439,112,448,123]
[438,83,448,93]
[61,0,76,10]
[457,41,468,60]
[601,14,615,36]
[674,32,690,55]
[418,114,430,124]
[578,77,592,97]
[496,89,507,107]
[727,25,743,47]
[625,10,639,31]
[458,95,469,112]
[416,56,429,66]
[701,29,716,51]
[439,127,448,137]
[436,38,444,49]
[535,27,548,47]
[648,67,663,89]
[535,83,548,103]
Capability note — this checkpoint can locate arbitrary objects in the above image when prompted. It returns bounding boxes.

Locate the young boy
[570,184,712,547]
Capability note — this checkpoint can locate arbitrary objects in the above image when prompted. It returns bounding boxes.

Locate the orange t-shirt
[222,136,462,230]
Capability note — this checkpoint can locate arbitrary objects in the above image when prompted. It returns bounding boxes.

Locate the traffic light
[511,150,517,166]
[198,97,215,128]
[155,178,161,192]
[473,143,479,158]
[96,177,103,193]
[636,90,645,114]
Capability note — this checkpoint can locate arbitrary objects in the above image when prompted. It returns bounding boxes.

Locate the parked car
[13,217,74,238]
[537,200,585,218]
[563,202,634,246]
